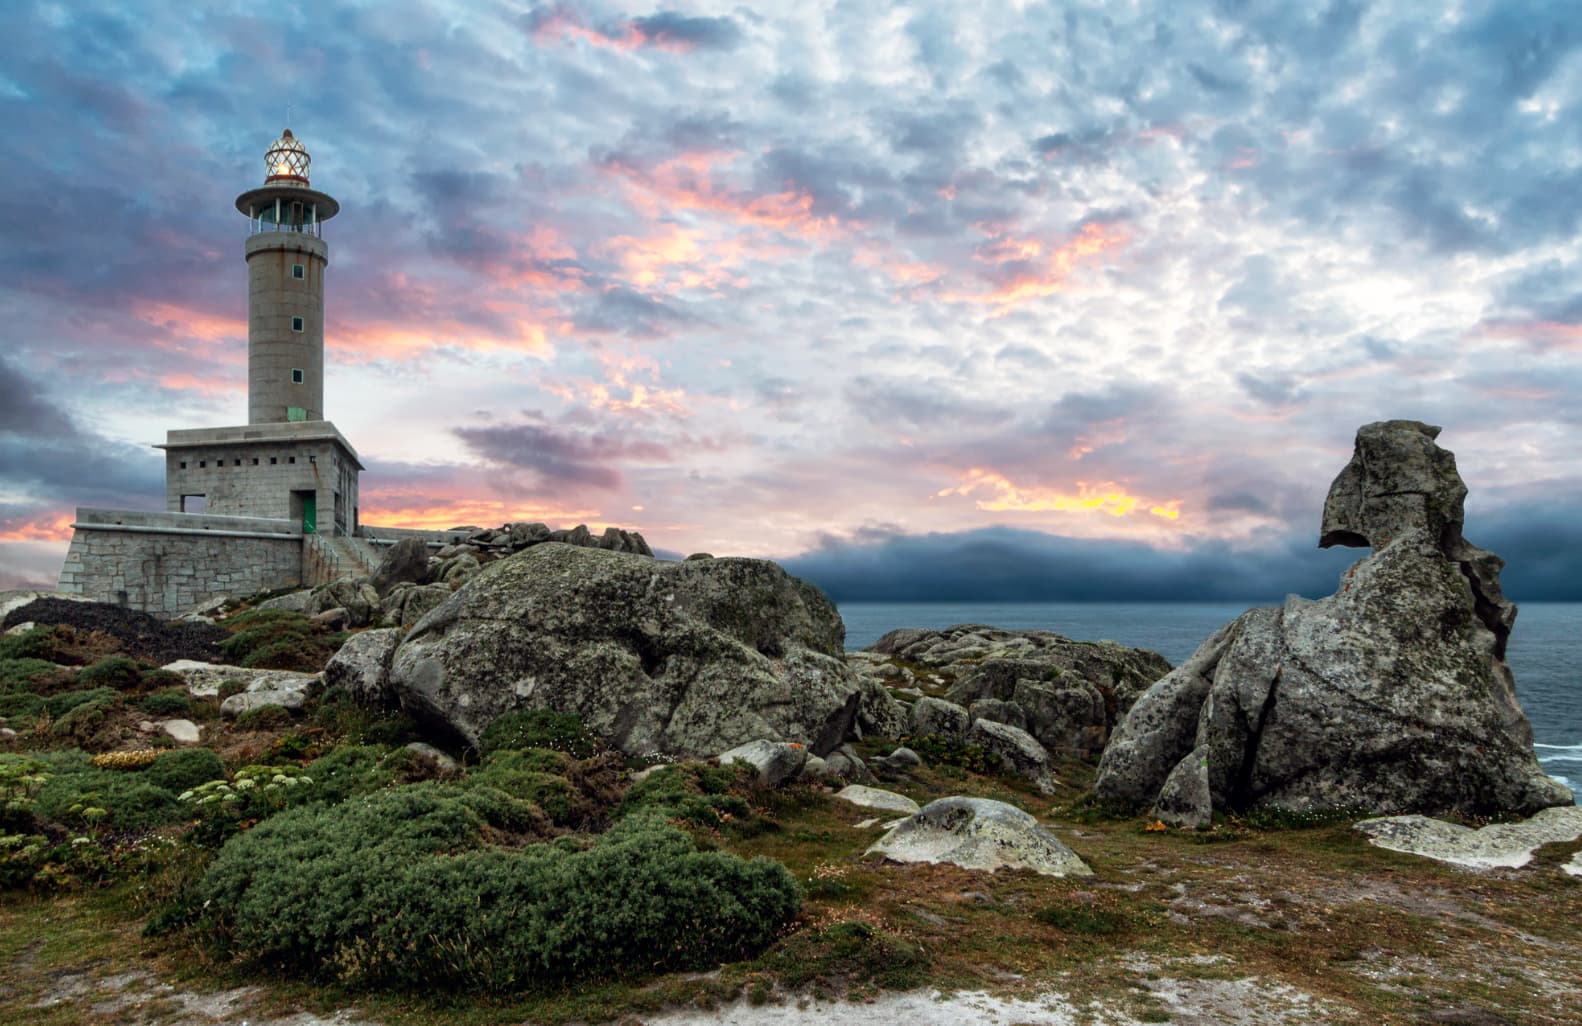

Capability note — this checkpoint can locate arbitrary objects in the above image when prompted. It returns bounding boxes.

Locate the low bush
[234,705,294,731]
[618,762,754,832]
[0,627,60,662]
[309,688,420,746]
[0,658,73,713]
[219,610,339,673]
[192,786,800,991]
[145,748,225,793]
[763,919,930,993]
[304,745,400,804]
[76,655,149,691]
[137,689,193,717]
[27,751,183,833]
[478,708,600,759]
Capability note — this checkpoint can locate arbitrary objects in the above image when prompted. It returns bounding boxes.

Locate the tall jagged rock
[1096,421,1571,820]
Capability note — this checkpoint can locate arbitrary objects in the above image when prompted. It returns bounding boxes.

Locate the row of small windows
[178,455,319,469]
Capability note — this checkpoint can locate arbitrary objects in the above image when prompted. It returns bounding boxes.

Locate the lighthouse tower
[156,129,362,536]
[234,129,340,424]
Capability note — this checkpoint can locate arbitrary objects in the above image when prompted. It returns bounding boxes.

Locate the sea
[837,601,1582,803]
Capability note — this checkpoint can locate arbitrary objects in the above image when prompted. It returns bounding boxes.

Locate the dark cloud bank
[781,512,1582,604]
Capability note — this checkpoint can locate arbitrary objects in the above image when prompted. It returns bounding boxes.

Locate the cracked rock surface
[1096,420,1571,819]
[387,543,862,758]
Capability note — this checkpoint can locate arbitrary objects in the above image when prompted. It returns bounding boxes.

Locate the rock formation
[852,625,1172,759]
[381,543,864,759]
[1096,420,1572,823]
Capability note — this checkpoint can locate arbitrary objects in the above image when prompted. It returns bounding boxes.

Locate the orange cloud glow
[133,301,246,347]
[938,469,1182,520]
[941,222,1127,311]
[602,152,849,240]
[0,511,75,543]
[358,497,604,531]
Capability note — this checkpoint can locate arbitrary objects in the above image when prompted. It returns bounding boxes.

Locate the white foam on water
[1535,742,1582,753]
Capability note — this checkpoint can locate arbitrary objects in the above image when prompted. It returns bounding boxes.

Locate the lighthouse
[155,129,362,535]
[234,129,340,424]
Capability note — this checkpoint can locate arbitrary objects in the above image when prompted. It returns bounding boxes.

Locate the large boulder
[370,537,431,597]
[867,797,1092,876]
[387,544,861,758]
[1096,421,1572,820]
[308,578,380,628]
[867,625,1171,760]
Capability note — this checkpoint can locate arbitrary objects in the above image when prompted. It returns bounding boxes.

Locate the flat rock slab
[867,796,1092,877]
[161,660,319,699]
[158,719,201,744]
[836,785,921,815]
[1355,805,1582,869]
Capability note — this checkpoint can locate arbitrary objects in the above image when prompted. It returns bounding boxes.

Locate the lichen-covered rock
[308,577,380,628]
[1355,806,1582,870]
[370,537,431,597]
[1096,421,1572,819]
[720,739,809,787]
[384,582,451,628]
[910,696,970,740]
[161,660,319,699]
[967,719,1055,792]
[387,544,860,758]
[868,625,1171,761]
[836,785,921,814]
[967,697,1028,733]
[325,628,400,707]
[867,796,1092,876]
[1154,745,1212,828]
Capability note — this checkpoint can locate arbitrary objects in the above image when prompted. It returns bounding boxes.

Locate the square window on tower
[292,263,305,279]
[291,316,304,332]
[292,368,304,384]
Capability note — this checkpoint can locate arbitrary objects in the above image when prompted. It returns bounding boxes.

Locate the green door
[302,494,316,534]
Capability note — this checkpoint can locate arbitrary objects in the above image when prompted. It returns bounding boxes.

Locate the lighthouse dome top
[265,128,311,184]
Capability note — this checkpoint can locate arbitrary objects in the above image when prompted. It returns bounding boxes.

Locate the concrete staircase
[303,531,382,586]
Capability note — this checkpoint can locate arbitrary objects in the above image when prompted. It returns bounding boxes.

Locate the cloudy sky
[2,1,1580,601]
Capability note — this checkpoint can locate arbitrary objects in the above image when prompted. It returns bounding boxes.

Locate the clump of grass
[763,920,930,993]
[479,708,601,759]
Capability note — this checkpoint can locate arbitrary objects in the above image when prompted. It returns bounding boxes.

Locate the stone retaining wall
[57,508,303,617]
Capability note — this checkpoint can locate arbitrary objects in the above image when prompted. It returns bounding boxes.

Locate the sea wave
[1535,742,1582,754]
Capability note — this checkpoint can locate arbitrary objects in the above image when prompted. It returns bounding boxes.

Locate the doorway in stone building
[290,490,317,534]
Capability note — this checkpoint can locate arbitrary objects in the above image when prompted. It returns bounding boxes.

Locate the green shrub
[31,751,180,833]
[145,748,225,793]
[305,745,399,804]
[1033,902,1130,935]
[0,627,60,662]
[50,691,121,746]
[309,688,420,745]
[217,679,247,700]
[0,657,72,703]
[618,762,754,831]
[234,705,294,731]
[140,669,188,691]
[220,610,337,673]
[479,709,600,759]
[469,752,586,826]
[137,689,193,717]
[192,787,800,990]
[76,655,148,691]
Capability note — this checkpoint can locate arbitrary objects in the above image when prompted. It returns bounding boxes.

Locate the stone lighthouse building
[56,130,403,614]
[159,129,363,536]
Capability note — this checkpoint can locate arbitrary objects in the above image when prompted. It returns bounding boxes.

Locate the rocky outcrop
[857,625,1171,760]
[384,544,861,759]
[719,740,809,788]
[1096,421,1572,820]
[867,797,1092,876]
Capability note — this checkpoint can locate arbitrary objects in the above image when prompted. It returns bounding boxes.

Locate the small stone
[311,606,349,628]
[799,755,829,781]
[886,746,922,768]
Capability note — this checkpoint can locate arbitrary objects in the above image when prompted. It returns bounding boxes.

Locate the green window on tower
[287,407,307,422]
[292,263,305,279]
[291,316,304,332]
[291,368,304,384]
